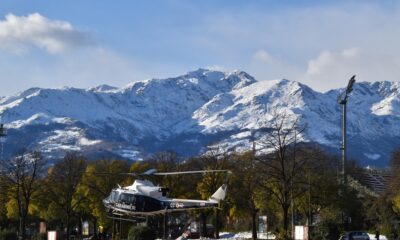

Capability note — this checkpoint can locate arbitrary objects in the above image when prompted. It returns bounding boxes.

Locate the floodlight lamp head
[0,124,6,138]
[346,75,356,94]
[338,75,356,104]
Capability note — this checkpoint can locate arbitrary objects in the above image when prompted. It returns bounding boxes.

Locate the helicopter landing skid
[107,213,146,223]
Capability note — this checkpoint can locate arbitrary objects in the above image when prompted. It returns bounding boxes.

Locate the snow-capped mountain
[1,69,399,167]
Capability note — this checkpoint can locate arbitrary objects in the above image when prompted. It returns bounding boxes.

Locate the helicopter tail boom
[209,184,227,203]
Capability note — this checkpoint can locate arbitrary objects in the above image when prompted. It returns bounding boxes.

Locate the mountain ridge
[1,69,399,167]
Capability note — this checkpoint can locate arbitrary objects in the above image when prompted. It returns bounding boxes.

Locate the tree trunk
[163,212,168,239]
[201,212,207,237]
[214,209,219,239]
[66,213,70,240]
[252,209,258,240]
[283,204,292,239]
[78,215,82,239]
[19,216,25,240]
[18,208,27,240]
[93,218,98,239]
[283,204,290,238]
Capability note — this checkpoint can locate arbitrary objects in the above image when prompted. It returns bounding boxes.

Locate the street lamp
[338,75,356,185]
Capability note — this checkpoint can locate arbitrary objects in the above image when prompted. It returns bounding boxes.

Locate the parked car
[339,231,370,240]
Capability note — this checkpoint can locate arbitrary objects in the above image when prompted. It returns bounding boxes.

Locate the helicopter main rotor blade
[85,169,231,176]
[141,169,157,175]
[88,172,138,176]
[150,170,231,175]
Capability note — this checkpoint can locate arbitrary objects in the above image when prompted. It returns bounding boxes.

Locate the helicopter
[102,169,230,218]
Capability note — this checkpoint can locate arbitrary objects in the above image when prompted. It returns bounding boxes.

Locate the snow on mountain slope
[0,69,256,160]
[195,79,400,166]
[0,69,399,166]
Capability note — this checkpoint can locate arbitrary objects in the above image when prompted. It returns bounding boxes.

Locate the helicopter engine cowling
[158,187,169,197]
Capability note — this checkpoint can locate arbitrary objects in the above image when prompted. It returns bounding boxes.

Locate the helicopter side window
[119,193,136,205]
[110,191,119,202]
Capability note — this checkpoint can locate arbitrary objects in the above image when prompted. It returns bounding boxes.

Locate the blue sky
[1,0,400,95]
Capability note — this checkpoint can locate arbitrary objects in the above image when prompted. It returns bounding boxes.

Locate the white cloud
[184,3,400,90]
[3,3,400,94]
[302,47,400,92]
[252,50,275,63]
[34,48,146,89]
[0,13,91,54]
[206,65,227,72]
[306,48,361,75]
[0,47,151,96]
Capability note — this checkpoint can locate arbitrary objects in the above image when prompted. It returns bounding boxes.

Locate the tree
[196,147,230,200]
[196,147,230,239]
[372,147,400,238]
[44,153,87,239]
[257,111,308,238]
[0,172,11,229]
[76,158,130,236]
[229,151,262,240]
[389,147,400,220]
[148,151,185,198]
[365,192,400,239]
[0,151,45,240]
[390,148,400,193]
[298,147,340,217]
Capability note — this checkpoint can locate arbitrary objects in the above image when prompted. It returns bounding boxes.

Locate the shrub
[32,233,47,240]
[0,229,17,240]
[311,221,341,240]
[128,226,156,240]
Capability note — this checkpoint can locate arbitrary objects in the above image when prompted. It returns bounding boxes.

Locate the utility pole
[338,75,356,186]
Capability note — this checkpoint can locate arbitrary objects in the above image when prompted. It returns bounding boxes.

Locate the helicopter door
[135,195,144,211]
[133,196,162,212]
[143,196,162,212]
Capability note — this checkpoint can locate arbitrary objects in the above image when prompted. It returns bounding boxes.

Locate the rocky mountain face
[1,69,399,167]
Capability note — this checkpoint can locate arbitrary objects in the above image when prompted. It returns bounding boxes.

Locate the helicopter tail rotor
[209,184,227,203]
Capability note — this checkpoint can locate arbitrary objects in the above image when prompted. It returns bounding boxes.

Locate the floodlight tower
[0,117,7,161]
[338,75,356,185]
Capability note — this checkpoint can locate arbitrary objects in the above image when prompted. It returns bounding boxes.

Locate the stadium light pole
[338,75,356,186]
[0,117,7,161]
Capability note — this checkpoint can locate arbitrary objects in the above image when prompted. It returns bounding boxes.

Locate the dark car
[339,231,370,240]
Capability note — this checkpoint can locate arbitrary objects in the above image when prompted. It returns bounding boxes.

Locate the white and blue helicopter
[102,169,229,218]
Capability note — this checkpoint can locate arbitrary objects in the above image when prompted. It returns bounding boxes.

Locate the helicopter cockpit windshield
[108,190,119,202]
[107,192,136,211]
[119,193,136,205]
